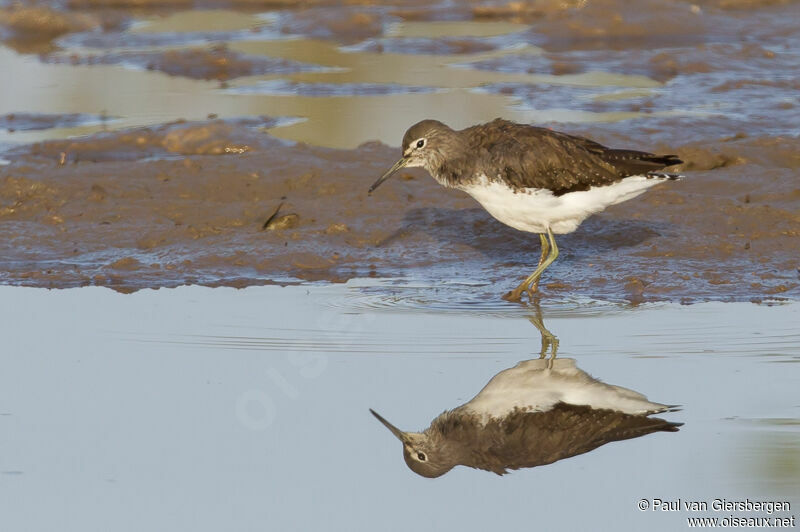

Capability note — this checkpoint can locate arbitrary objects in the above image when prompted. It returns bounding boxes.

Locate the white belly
[462,358,668,421]
[459,175,665,234]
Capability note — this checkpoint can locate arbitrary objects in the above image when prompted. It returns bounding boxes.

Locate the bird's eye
[417,452,427,461]
[416,139,425,149]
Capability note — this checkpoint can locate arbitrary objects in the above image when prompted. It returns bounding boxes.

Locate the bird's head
[370,408,454,478]
[368,120,454,194]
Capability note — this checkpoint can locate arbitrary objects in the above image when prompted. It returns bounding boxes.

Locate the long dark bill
[368,157,408,194]
[369,408,409,443]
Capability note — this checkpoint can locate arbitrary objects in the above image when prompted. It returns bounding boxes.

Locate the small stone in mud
[324,223,349,235]
[264,213,299,231]
[551,62,581,75]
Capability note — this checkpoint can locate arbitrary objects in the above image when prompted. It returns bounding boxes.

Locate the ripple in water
[314,278,629,318]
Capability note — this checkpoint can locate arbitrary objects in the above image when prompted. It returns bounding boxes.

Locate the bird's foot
[503,281,541,303]
[502,289,524,303]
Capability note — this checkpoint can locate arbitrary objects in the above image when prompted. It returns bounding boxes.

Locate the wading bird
[370,119,682,301]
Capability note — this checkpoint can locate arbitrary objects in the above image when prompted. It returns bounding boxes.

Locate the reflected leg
[528,300,558,365]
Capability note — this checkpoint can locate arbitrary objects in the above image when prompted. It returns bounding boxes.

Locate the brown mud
[2,118,797,303]
[43,44,326,81]
[0,0,798,303]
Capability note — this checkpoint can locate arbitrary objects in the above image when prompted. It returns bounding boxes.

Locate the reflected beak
[368,157,408,194]
[370,408,409,443]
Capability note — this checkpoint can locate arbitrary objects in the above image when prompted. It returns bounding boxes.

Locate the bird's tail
[604,150,682,166]
[645,154,684,180]
[601,150,683,177]
[649,154,683,179]
[652,154,682,167]
[646,171,683,180]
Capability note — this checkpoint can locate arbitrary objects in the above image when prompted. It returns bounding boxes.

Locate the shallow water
[0,14,657,150]
[1,284,798,531]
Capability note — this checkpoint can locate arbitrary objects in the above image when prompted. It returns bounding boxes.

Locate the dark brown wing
[464,119,681,195]
[468,404,682,475]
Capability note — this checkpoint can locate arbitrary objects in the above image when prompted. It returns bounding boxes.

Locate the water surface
[1,283,797,531]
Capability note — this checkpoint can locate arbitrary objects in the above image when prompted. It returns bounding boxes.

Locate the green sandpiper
[369,119,683,301]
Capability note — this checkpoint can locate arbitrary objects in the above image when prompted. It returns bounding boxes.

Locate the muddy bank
[9,117,284,160]
[44,44,326,81]
[0,4,107,37]
[6,0,797,86]
[0,3,124,52]
[1,0,798,303]
[0,0,717,53]
[0,118,797,303]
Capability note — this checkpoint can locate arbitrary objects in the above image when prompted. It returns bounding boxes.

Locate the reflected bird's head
[369,408,454,478]
[369,120,457,194]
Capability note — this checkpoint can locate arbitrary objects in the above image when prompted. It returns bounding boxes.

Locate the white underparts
[463,358,668,420]
[459,175,669,234]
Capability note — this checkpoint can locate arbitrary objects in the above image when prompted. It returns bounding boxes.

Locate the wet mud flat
[2,118,797,303]
[0,0,798,303]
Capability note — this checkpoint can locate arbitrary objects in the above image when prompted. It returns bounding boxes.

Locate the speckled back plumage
[417,119,682,195]
[424,403,681,476]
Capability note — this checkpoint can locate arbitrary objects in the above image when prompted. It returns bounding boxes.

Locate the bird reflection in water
[370,306,681,478]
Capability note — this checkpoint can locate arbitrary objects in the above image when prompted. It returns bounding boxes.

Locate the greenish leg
[527,233,550,295]
[504,229,559,302]
[507,227,558,301]
[529,227,559,292]
[504,234,546,301]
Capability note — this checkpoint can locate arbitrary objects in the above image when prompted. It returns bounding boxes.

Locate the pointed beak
[368,157,408,194]
[370,408,409,443]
